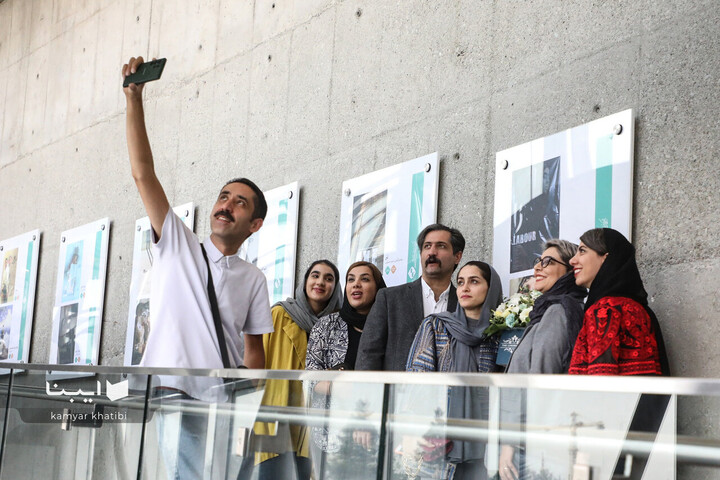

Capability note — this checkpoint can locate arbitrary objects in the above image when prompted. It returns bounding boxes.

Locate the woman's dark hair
[580,228,608,255]
[457,260,492,285]
[345,261,387,290]
[303,259,340,295]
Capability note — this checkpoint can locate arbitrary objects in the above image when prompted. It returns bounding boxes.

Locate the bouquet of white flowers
[483,290,542,337]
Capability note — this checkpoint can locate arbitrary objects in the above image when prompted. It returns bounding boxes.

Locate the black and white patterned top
[306,312,350,452]
[306,312,349,372]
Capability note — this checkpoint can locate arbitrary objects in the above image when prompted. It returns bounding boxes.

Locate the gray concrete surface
[1,0,719,477]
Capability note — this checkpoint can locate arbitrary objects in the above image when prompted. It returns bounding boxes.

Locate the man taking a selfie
[123,55,273,479]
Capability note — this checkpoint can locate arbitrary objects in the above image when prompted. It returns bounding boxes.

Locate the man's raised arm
[123,56,170,238]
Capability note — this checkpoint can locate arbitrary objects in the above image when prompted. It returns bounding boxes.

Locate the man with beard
[356,224,464,371]
[123,56,274,479]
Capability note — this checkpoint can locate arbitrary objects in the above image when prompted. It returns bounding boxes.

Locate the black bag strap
[200,244,232,368]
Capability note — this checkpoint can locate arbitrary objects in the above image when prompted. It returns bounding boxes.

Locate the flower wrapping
[483,290,541,337]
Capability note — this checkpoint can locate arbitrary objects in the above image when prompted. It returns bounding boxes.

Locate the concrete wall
[1,0,719,476]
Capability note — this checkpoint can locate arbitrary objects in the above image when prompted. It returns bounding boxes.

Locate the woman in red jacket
[568,228,669,375]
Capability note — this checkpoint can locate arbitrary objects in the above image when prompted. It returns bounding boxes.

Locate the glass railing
[0,364,716,479]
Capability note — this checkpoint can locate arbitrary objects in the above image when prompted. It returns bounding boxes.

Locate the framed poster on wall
[123,204,195,366]
[0,230,40,364]
[239,182,299,305]
[49,218,110,368]
[493,109,634,294]
[338,153,439,287]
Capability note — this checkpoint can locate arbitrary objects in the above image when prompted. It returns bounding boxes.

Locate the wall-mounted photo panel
[239,182,299,305]
[493,109,634,294]
[0,230,40,364]
[50,218,110,368]
[338,153,439,287]
[124,204,195,366]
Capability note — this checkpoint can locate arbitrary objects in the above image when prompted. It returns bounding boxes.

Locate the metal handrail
[0,364,719,470]
[3,362,720,395]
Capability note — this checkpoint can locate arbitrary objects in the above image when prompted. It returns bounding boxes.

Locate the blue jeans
[154,388,209,480]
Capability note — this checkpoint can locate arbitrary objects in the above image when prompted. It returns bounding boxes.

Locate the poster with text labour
[239,182,299,305]
[0,230,40,364]
[493,109,634,294]
[123,204,195,366]
[338,153,439,288]
[50,218,110,366]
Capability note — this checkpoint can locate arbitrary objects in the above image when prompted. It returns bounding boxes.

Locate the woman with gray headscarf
[405,261,503,480]
[252,260,343,480]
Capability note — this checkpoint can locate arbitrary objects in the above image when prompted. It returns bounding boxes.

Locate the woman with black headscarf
[305,261,387,479]
[405,261,503,480]
[568,228,669,376]
[505,239,587,374]
[499,240,587,480]
[307,261,387,373]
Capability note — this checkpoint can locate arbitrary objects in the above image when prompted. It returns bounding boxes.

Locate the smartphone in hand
[123,58,167,87]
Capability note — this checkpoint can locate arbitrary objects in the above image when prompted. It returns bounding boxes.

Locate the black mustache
[425,256,441,266]
[214,209,235,222]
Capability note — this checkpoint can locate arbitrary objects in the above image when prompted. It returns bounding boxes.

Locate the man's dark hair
[224,178,268,220]
[416,224,465,254]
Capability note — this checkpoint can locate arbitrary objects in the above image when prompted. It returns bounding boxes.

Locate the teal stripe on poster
[595,134,614,228]
[406,172,424,282]
[87,307,96,364]
[273,200,288,303]
[18,240,33,358]
[88,228,103,363]
[92,230,102,280]
[273,246,285,303]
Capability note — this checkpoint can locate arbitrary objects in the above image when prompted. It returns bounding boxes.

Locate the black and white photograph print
[0,305,12,360]
[350,189,388,272]
[510,156,561,273]
[58,303,79,365]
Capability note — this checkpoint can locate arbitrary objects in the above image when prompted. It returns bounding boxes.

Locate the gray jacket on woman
[501,301,583,445]
[506,303,578,374]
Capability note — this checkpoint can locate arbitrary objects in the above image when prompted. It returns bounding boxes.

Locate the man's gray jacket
[356,278,457,371]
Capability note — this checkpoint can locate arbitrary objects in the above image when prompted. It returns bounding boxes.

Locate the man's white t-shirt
[140,209,273,399]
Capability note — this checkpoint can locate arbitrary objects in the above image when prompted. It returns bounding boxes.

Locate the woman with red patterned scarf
[568,228,670,376]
